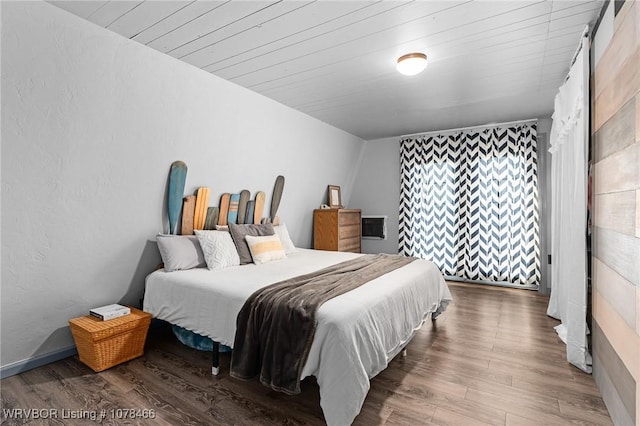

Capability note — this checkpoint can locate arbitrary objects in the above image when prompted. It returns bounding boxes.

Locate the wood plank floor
[1,282,612,425]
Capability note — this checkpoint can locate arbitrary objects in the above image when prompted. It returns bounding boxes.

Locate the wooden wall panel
[595,5,637,99]
[636,95,640,142]
[593,3,640,424]
[593,98,635,162]
[593,141,640,195]
[593,258,637,329]
[637,285,640,333]
[594,190,637,235]
[593,291,640,381]
[593,352,635,426]
[614,0,635,32]
[594,48,640,130]
[593,227,640,286]
[592,321,637,421]
[636,189,640,238]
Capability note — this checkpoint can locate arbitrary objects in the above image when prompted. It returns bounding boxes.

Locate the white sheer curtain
[547,34,591,373]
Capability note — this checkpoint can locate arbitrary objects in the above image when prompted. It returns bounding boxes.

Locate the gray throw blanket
[230,253,416,394]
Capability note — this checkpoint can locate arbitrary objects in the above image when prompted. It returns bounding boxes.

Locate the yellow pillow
[244,234,286,265]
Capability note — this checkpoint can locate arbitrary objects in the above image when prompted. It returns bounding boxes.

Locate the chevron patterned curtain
[399,123,540,286]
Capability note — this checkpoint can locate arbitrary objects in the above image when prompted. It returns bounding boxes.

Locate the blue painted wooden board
[245,200,255,224]
[168,161,187,234]
[227,193,240,224]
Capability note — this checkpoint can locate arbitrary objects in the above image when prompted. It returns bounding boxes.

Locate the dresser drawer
[339,224,360,240]
[338,237,361,252]
[339,212,360,226]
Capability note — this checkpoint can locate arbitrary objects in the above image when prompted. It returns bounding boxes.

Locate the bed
[144,247,451,425]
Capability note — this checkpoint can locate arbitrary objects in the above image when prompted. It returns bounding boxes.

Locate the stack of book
[89,304,131,321]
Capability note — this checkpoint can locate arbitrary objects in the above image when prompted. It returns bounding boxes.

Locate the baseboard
[0,345,77,379]
[444,275,539,290]
[0,318,167,379]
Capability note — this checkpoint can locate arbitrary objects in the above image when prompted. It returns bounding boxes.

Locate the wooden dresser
[313,209,361,253]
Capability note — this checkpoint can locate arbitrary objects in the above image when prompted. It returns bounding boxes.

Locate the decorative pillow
[215,225,229,231]
[156,234,205,272]
[245,234,286,265]
[228,223,275,264]
[194,230,240,270]
[273,224,296,254]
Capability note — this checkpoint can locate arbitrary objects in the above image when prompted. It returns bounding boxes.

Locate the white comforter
[144,249,451,425]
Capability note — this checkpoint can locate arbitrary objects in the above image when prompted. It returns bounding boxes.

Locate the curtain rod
[400,118,538,139]
[565,26,590,83]
[570,26,590,68]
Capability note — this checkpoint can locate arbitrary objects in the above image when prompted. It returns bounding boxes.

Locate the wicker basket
[69,307,151,372]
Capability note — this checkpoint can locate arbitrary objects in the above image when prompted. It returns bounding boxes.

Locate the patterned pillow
[156,234,206,272]
[194,230,240,270]
[245,234,286,265]
[228,223,275,264]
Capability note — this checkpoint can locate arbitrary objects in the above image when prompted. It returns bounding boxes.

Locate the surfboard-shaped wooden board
[245,200,255,224]
[270,175,285,221]
[237,190,250,225]
[227,193,240,225]
[168,161,187,235]
[254,191,266,224]
[218,193,231,226]
[194,187,210,231]
[181,195,196,235]
[192,188,202,230]
[205,207,219,230]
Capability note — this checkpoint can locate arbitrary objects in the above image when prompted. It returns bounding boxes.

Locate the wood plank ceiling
[49,0,605,140]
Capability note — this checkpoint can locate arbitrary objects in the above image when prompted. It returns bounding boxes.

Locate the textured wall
[349,137,400,255]
[1,1,364,369]
[591,1,640,425]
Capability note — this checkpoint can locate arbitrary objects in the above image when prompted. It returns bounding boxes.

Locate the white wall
[537,118,552,295]
[1,1,364,370]
[349,137,400,255]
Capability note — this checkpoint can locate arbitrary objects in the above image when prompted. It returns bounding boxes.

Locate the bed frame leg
[402,349,407,357]
[211,340,220,376]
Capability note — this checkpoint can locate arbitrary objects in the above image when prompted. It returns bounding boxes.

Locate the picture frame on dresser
[328,185,342,208]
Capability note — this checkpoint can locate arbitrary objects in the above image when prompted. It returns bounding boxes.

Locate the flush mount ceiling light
[396,52,427,76]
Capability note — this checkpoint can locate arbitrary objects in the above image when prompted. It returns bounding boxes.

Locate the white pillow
[245,234,286,265]
[194,230,240,270]
[273,224,296,254]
